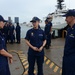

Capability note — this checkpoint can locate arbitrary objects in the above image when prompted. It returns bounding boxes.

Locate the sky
[0,0,75,23]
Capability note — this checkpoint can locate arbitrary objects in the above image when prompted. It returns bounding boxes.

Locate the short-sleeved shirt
[64,24,75,56]
[0,31,8,69]
[25,28,46,56]
[44,22,52,35]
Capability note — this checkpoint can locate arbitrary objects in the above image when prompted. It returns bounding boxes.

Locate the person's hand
[9,55,13,64]
[38,46,43,52]
[9,58,13,64]
[32,47,38,51]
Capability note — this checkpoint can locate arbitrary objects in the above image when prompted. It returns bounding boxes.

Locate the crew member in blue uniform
[9,23,15,44]
[16,22,21,44]
[2,22,9,43]
[44,16,52,49]
[62,10,75,75]
[44,19,48,48]
[0,15,13,75]
[25,17,46,75]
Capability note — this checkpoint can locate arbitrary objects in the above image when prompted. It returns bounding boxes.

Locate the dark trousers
[9,34,13,43]
[16,34,20,43]
[46,34,51,47]
[62,55,75,75]
[28,55,44,75]
[0,64,10,75]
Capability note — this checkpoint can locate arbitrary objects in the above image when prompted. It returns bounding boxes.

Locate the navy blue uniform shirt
[44,22,52,35]
[16,25,21,33]
[64,24,75,56]
[25,28,46,56]
[0,31,8,69]
[9,25,15,35]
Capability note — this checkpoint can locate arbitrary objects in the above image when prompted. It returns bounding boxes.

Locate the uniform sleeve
[50,22,52,27]
[49,22,52,27]
[0,38,3,50]
[43,31,47,41]
[25,30,30,41]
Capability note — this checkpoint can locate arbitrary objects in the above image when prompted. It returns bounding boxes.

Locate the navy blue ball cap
[0,15,7,22]
[30,17,40,22]
[63,9,75,17]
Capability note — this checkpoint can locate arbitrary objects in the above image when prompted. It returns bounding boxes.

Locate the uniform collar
[71,24,75,30]
[0,30,2,34]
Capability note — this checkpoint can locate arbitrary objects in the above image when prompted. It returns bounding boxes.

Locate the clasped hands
[32,46,43,52]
